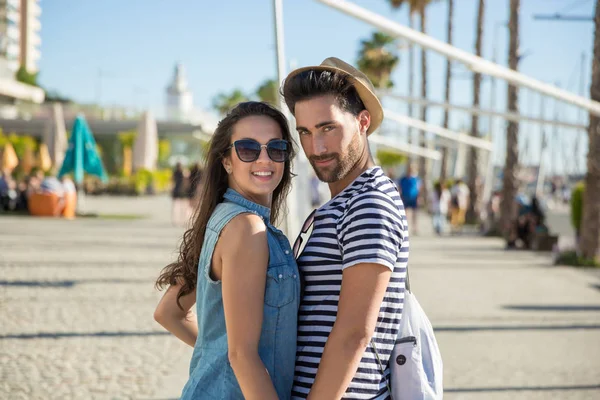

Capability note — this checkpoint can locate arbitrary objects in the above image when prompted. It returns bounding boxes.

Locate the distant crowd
[0,168,75,214]
[170,162,204,226]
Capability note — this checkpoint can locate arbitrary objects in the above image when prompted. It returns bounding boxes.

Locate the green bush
[134,168,154,194]
[555,250,600,268]
[152,169,173,192]
[92,168,173,196]
[376,149,407,167]
[158,139,171,167]
[570,182,584,234]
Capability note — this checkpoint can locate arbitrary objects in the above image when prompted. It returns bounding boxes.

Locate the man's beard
[309,136,361,183]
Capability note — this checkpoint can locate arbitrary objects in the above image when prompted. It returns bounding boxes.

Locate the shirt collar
[223,188,271,220]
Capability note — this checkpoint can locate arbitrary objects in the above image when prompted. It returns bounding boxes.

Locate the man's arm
[307,263,392,400]
[308,190,404,399]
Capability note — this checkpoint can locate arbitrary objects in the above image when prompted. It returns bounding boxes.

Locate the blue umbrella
[58,115,108,184]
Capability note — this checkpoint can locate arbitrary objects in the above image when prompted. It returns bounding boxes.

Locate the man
[283,57,408,399]
[398,163,421,235]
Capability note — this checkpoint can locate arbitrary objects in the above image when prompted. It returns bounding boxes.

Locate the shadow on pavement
[435,324,600,332]
[2,260,161,268]
[446,384,600,393]
[0,278,152,287]
[0,331,170,340]
[503,304,600,312]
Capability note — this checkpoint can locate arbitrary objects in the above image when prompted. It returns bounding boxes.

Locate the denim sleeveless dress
[180,188,300,400]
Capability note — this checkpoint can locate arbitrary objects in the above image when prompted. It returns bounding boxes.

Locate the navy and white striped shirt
[292,167,408,400]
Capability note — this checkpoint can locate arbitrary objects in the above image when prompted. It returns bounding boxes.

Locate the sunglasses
[227,139,290,163]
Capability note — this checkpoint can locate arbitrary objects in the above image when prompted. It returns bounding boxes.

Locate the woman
[171,161,188,226]
[154,102,299,400]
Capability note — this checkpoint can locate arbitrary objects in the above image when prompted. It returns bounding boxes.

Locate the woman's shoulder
[208,201,266,234]
[216,212,268,254]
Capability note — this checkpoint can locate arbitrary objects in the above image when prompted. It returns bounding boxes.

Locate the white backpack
[371,272,444,399]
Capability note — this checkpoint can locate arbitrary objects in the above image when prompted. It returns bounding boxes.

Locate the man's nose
[312,135,327,156]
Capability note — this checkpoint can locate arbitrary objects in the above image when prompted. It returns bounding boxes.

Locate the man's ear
[358,109,371,135]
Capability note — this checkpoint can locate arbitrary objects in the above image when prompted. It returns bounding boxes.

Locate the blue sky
[38,0,596,173]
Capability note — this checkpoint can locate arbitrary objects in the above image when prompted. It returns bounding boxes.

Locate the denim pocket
[264,263,297,308]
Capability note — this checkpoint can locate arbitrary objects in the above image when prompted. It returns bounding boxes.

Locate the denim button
[285,250,290,255]
[293,274,297,279]
[278,274,283,279]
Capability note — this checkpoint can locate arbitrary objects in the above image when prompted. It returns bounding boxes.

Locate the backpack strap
[371,338,393,399]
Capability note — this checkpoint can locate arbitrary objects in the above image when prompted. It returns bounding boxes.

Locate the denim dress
[180,188,300,400]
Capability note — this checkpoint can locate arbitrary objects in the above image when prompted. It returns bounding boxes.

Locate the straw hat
[283,57,383,135]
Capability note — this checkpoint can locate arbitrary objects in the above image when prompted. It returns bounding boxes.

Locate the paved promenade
[1,195,599,399]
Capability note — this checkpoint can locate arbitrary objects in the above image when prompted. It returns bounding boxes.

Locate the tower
[166,63,193,122]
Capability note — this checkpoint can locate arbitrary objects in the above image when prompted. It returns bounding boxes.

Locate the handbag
[371,270,444,399]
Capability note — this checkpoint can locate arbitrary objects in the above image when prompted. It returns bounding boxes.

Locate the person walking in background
[430,181,451,235]
[187,162,203,209]
[171,162,188,226]
[399,163,421,235]
[154,102,299,400]
[450,178,470,234]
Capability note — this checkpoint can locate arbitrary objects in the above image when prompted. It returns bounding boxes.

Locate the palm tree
[357,31,400,89]
[212,89,249,116]
[388,0,435,206]
[500,0,521,238]
[439,0,454,185]
[466,0,486,223]
[580,0,600,260]
[118,130,137,177]
[256,79,278,105]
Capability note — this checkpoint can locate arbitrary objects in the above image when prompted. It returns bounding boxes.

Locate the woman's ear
[222,158,232,174]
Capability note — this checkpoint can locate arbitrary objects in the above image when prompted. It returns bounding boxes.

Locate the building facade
[0,0,41,74]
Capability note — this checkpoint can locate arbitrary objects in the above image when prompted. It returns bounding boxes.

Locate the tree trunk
[466,0,485,223]
[580,0,600,260]
[408,13,415,152]
[440,0,454,186]
[501,0,521,238]
[419,9,430,207]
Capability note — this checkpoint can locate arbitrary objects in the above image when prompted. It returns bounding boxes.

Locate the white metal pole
[316,0,600,116]
[369,134,442,160]
[378,92,587,131]
[274,0,309,239]
[385,110,493,151]
[274,0,296,237]
[274,0,287,113]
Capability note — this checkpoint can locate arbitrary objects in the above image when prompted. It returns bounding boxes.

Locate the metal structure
[385,110,493,151]
[315,0,600,115]
[369,134,441,160]
[379,92,588,131]
[272,0,598,234]
[314,0,598,203]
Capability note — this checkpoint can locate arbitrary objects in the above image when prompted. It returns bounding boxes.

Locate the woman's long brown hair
[155,102,296,308]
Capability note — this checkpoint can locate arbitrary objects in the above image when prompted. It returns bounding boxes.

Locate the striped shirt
[292,167,408,400]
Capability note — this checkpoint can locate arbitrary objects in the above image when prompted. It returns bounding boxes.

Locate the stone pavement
[1,195,599,399]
